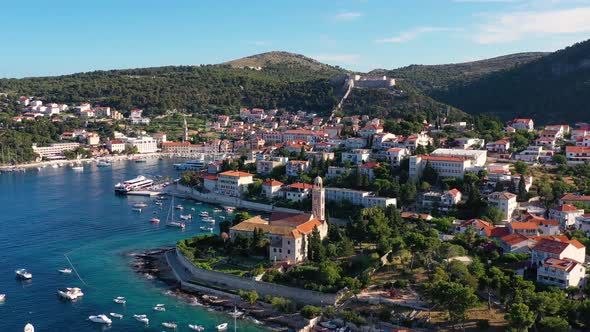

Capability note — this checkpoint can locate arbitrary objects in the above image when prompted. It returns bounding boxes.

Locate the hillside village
[5,90,590,330]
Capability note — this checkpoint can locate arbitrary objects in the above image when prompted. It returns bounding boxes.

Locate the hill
[429,40,590,123]
[379,52,547,93]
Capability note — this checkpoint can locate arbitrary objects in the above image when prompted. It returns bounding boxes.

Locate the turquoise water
[0,159,264,332]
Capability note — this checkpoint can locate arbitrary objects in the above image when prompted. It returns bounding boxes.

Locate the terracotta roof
[566,146,590,153]
[539,219,560,226]
[501,233,530,246]
[513,118,533,123]
[561,193,590,202]
[448,188,461,197]
[542,257,581,272]
[219,171,253,178]
[202,175,218,181]
[530,235,569,242]
[360,162,380,169]
[510,222,539,230]
[295,218,322,234]
[162,142,196,147]
[553,204,582,212]
[287,182,313,190]
[386,148,404,152]
[262,179,283,187]
[533,238,571,255]
[489,191,517,200]
[459,219,495,237]
[490,227,511,238]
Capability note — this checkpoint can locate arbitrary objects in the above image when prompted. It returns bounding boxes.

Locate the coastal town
[2,89,590,331]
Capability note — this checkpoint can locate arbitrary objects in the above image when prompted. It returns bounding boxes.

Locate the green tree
[513,160,529,175]
[517,174,528,202]
[239,290,259,304]
[307,226,325,262]
[537,316,570,332]
[300,305,322,319]
[505,303,535,332]
[430,281,478,326]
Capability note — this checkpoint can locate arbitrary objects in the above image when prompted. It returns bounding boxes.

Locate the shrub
[300,305,322,319]
[394,279,409,288]
[238,290,259,304]
[339,310,366,326]
[271,297,296,313]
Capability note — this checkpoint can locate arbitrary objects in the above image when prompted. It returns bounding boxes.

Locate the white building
[262,179,283,199]
[31,142,80,160]
[409,155,471,180]
[537,257,586,288]
[488,191,518,222]
[325,187,396,208]
[430,148,487,167]
[125,136,158,154]
[566,146,590,166]
[216,171,254,197]
[385,147,408,167]
[284,182,313,202]
[549,204,585,228]
[342,149,371,165]
[107,140,126,153]
[511,118,534,131]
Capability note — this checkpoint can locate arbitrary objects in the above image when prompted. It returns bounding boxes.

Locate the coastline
[131,248,315,332]
[0,152,176,170]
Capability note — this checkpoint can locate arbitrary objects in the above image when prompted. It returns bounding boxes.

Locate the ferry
[114,176,154,194]
[173,159,206,170]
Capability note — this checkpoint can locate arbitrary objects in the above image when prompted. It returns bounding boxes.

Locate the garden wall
[175,247,343,306]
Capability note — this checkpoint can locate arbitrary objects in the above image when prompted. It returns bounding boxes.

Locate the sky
[2,0,590,78]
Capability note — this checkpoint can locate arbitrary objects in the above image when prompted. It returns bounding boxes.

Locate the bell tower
[182,116,189,142]
[312,176,325,221]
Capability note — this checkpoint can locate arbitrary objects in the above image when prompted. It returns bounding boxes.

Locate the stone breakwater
[131,248,317,331]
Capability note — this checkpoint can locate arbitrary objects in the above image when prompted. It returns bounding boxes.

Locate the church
[229,176,328,264]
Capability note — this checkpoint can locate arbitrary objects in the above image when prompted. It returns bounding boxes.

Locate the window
[288,250,291,254]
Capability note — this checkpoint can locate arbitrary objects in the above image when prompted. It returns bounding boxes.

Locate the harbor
[0,158,264,332]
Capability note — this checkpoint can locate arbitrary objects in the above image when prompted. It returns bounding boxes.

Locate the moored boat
[88,314,112,324]
[216,323,228,331]
[15,269,32,280]
[180,214,192,220]
[166,222,185,229]
[58,268,72,274]
[150,218,160,223]
[114,175,154,194]
[162,322,178,329]
[58,287,84,301]
[110,312,123,319]
[175,205,184,210]
[200,226,214,232]
[113,296,126,304]
[133,314,149,324]
[0,294,5,302]
[189,324,205,331]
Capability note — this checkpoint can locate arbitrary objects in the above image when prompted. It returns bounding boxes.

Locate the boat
[88,314,112,324]
[51,164,59,169]
[58,268,72,274]
[213,209,222,213]
[133,202,148,208]
[134,157,147,163]
[114,175,154,194]
[189,324,205,331]
[162,322,178,329]
[0,294,5,301]
[175,205,184,210]
[166,222,185,229]
[24,323,34,332]
[153,304,166,312]
[110,313,123,319]
[113,296,126,304]
[216,323,228,331]
[132,208,142,212]
[173,159,206,170]
[200,226,214,232]
[72,166,83,171]
[58,287,84,301]
[199,211,209,217]
[229,308,244,318]
[150,218,160,223]
[223,206,235,213]
[15,269,32,280]
[97,160,111,167]
[155,201,163,206]
[201,217,215,223]
[180,214,192,220]
[133,314,149,324]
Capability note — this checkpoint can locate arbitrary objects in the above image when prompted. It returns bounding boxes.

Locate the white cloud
[473,7,590,43]
[311,54,361,65]
[333,11,363,21]
[375,27,456,43]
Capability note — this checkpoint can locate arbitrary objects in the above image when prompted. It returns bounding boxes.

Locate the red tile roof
[510,222,539,230]
[288,182,313,190]
[501,233,530,246]
[566,146,590,153]
[561,193,590,202]
[219,171,253,178]
[262,179,283,187]
[553,204,582,212]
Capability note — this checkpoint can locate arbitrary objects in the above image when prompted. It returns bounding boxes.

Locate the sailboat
[166,196,185,230]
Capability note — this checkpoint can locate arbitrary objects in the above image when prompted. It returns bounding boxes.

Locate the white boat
[0,294,5,301]
[153,305,166,312]
[58,287,84,301]
[58,268,72,274]
[24,323,35,332]
[216,323,228,331]
[155,201,163,206]
[175,205,184,210]
[162,322,178,329]
[51,164,59,169]
[189,324,205,331]
[110,312,123,319]
[72,166,83,171]
[200,226,214,232]
[133,202,148,208]
[132,208,142,212]
[97,160,111,167]
[173,159,206,170]
[213,209,222,213]
[15,269,32,280]
[89,314,112,324]
[199,211,209,217]
[114,175,154,194]
[166,222,185,229]
[180,214,192,220]
[113,296,126,304]
[133,314,149,324]
[229,308,244,318]
[201,217,215,223]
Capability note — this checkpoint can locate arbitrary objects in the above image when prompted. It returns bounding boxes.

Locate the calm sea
[0,159,264,332]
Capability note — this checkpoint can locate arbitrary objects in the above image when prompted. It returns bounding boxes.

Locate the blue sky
[2,0,590,78]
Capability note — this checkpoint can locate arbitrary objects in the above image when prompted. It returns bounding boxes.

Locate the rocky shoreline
[130,248,314,332]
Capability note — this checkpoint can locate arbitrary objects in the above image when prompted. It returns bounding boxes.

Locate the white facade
[488,191,518,222]
[125,136,158,154]
[430,148,487,167]
[342,149,371,165]
[409,155,471,180]
[325,187,396,208]
[32,142,80,160]
[216,171,254,197]
[550,204,585,228]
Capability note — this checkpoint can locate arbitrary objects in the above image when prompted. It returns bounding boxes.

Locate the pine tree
[517,174,527,202]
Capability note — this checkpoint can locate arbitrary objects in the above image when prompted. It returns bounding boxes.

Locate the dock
[126,191,162,196]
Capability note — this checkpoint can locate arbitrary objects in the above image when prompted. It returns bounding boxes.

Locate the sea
[0,158,265,332]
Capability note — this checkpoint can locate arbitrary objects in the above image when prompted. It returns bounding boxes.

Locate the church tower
[312,176,325,221]
[182,116,189,143]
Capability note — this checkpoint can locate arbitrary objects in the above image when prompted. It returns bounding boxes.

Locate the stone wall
[175,248,342,306]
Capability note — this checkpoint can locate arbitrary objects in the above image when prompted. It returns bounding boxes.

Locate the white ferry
[173,160,206,170]
[114,176,154,194]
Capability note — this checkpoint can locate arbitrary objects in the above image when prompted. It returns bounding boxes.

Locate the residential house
[385,147,408,167]
[107,140,126,153]
[216,171,254,197]
[537,257,586,288]
[284,182,313,202]
[286,160,310,177]
[359,124,383,138]
[342,149,371,165]
[560,193,590,206]
[549,204,585,228]
[327,166,351,179]
[409,155,471,180]
[500,233,534,253]
[488,192,518,222]
[359,162,380,181]
[262,179,284,199]
[486,139,511,153]
[566,146,590,165]
[511,118,534,131]
[345,137,368,149]
[454,219,509,238]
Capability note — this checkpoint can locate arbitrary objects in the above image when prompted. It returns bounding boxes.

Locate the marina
[0,159,260,332]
